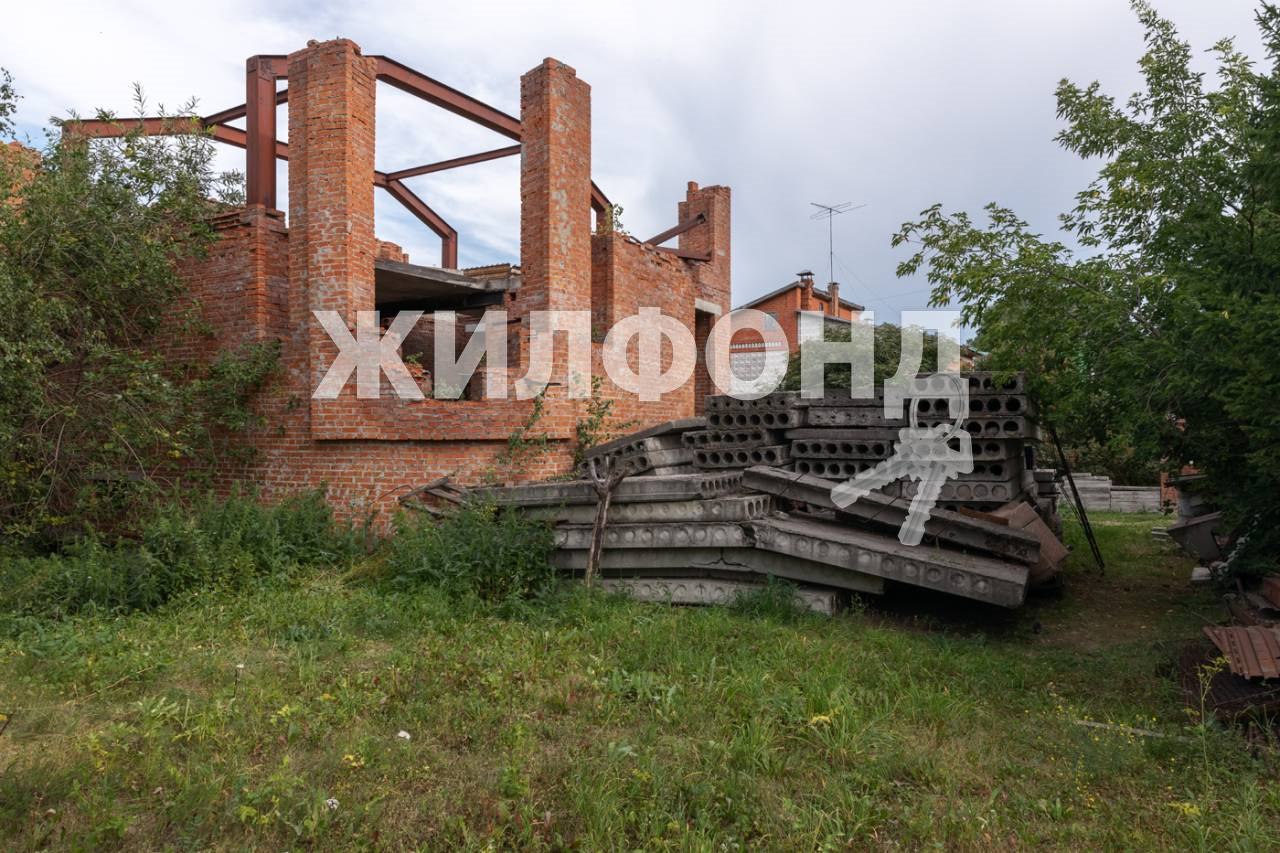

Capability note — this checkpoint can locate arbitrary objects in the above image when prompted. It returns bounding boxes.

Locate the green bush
[380,503,557,604]
[0,490,359,622]
[729,576,819,623]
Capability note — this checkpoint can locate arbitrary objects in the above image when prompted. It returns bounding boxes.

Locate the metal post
[245,56,278,209]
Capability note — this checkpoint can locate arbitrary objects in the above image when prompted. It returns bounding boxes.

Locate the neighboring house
[730,271,863,377]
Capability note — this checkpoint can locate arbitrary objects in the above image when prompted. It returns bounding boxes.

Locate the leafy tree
[0,77,275,546]
[781,321,942,391]
[892,2,1280,572]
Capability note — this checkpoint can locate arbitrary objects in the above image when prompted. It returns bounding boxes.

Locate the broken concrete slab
[988,500,1067,585]
[523,495,772,525]
[584,417,705,459]
[551,546,885,594]
[472,471,743,507]
[620,447,694,473]
[750,515,1029,607]
[596,577,840,615]
[742,467,1040,566]
[556,521,749,550]
[1167,511,1224,562]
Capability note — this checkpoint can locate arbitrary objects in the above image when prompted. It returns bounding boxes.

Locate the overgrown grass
[0,490,361,629]
[377,502,558,604]
[0,511,1276,849]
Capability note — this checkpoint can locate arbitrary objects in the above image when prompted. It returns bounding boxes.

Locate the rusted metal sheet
[1204,626,1280,680]
[1261,575,1280,610]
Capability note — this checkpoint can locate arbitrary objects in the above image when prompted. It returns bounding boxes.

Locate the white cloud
[1,0,1268,325]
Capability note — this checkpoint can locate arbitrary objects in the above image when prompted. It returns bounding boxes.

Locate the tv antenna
[810,201,866,287]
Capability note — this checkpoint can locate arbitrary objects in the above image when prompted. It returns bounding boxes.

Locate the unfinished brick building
[75,39,732,517]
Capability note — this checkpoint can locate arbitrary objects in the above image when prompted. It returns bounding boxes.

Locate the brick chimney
[798,269,815,311]
[828,281,841,318]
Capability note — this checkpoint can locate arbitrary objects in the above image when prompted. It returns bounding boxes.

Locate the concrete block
[791,436,896,460]
[962,394,1032,418]
[970,440,1021,460]
[682,427,781,449]
[706,392,800,412]
[965,371,1026,394]
[902,477,1021,504]
[793,458,881,479]
[621,447,694,473]
[694,444,789,469]
[957,459,1024,482]
[785,428,900,441]
[806,407,906,428]
[707,409,803,430]
[750,515,1029,607]
[596,577,840,615]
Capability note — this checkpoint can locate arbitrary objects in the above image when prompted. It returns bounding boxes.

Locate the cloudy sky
[0,1,1268,332]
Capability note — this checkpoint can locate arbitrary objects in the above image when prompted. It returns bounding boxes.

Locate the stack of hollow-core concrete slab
[689,373,1050,516]
[467,375,1068,613]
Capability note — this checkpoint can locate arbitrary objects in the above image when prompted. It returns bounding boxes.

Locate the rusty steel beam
[64,117,291,162]
[654,246,712,262]
[646,212,705,246]
[373,56,522,140]
[382,179,459,269]
[203,89,288,126]
[67,52,613,250]
[385,144,521,182]
[245,56,282,208]
[63,117,204,137]
[209,124,290,160]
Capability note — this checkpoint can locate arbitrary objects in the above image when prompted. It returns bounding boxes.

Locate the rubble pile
[470,373,1067,613]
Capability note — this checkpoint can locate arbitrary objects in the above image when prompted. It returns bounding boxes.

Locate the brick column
[519,58,592,314]
[287,38,377,395]
[681,182,731,412]
[678,182,731,312]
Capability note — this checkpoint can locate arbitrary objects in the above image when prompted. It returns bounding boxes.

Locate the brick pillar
[287,38,377,396]
[678,182,732,313]
[519,58,592,314]
[681,182,732,414]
